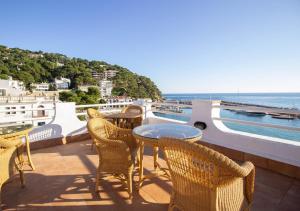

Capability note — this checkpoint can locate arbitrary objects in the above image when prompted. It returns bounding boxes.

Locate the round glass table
[0,124,35,170]
[133,123,202,188]
[133,123,202,140]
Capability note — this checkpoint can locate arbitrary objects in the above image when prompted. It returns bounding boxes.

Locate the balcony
[1,100,300,210]
[1,139,300,210]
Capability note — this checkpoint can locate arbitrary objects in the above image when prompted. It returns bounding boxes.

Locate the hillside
[0,45,162,100]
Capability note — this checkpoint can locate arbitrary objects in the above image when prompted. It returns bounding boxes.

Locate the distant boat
[270,113,295,120]
[245,111,266,116]
[235,110,266,117]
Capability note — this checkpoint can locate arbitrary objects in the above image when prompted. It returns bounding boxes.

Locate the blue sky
[1,0,300,93]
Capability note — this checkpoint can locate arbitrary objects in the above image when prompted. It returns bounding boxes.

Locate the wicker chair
[87,108,106,119]
[0,136,24,203]
[158,137,255,211]
[121,105,143,128]
[87,118,139,199]
[87,108,114,150]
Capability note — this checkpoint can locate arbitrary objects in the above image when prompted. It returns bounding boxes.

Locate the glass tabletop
[0,124,33,135]
[133,123,202,140]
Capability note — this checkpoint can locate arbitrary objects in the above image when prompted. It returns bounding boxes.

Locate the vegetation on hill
[59,87,105,105]
[112,67,162,100]
[0,44,162,100]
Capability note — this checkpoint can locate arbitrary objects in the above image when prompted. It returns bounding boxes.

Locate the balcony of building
[1,100,300,210]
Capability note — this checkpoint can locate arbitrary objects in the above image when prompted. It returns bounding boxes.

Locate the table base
[137,142,170,190]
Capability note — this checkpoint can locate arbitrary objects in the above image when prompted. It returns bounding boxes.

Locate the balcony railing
[0,100,299,169]
[75,102,133,117]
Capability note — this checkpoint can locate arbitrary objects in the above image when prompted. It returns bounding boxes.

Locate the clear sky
[1,0,300,93]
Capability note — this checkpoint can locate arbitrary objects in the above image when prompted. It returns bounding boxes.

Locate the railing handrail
[0,116,53,124]
[0,107,55,112]
[152,102,193,108]
[76,108,123,116]
[213,105,300,116]
[75,102,133,108]
[213,117,300,132]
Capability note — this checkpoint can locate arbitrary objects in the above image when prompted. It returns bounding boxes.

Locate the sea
[153,93,300,142]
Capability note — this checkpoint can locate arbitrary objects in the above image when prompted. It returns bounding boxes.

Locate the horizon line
[162,92,300,95]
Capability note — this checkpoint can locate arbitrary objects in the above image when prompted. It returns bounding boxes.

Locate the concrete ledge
[198,140,300,180]
[30,133,91,150]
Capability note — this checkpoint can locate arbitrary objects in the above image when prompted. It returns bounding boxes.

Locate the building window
[21,106,26,114]
[11,107,16,114]
[38,122,45,126]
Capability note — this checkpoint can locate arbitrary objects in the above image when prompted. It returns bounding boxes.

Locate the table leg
[25,134,35,170]
[153,146,159,171]
[138,141,144,189]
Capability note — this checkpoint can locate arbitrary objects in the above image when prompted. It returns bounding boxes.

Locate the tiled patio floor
[2,140,300,211]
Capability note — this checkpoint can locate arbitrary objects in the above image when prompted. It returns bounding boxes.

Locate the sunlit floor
[2,140,300,211]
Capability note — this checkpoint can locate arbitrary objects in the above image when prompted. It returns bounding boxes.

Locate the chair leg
[19,170,25,188]
[91,141,94,151]
[168,193,176,211]
[127,172,133,199]
[95,170,100,192]
[0,184,2,207]
[168,205,174,211]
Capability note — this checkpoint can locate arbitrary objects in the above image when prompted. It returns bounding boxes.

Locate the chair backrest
[158,137,247,209]
[121,105,143,115]
[87,118,112,140]
[87,108,105,119]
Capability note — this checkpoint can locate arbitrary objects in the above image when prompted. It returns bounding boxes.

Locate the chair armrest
[240,161,255,177]
[240,161,255,204]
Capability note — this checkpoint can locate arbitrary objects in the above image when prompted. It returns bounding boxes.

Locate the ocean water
[154,93,300,142]
[164,93,300,109]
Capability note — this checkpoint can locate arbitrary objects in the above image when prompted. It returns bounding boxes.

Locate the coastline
[160,99,300,118]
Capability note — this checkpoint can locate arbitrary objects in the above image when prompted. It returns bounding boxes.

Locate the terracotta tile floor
[2,141,300,211]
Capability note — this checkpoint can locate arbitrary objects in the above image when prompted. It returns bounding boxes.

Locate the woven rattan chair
[87,118,138,199]
[87,108,106,119]
[0,136,24,203]
[158,137,255,211]
[87,108,114,150]
[121,105,143,128]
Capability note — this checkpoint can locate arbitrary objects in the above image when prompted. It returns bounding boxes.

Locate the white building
[106,96,133,104]
[55,77,70,89]
[91,70,119,81]
[102,70,118,79]
[99,80,113,97]
[32,83,49,91]
[0,77,26,96]
[0,96,57,127]
[91,70,102,80]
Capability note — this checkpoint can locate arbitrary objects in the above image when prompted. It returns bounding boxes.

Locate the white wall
[29,102,86,141]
